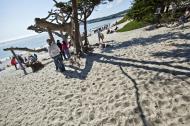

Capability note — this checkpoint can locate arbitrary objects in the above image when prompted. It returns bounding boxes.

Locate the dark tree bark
[83,7,88,46]
[72,0,81,55]
[47,28,55,43]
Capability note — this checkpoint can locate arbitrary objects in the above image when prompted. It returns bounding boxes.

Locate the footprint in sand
[178,117,185,124]
[75,108,82,119]
[181,95,190,102]
[88,109,95,121]
[165,112,174,118]
[158,100,167,108]
[142,99,150,107]
[169,123,178,126]
[123,102,130,108]
[127,117,140,125]
[114,102,122,108]
[81,87,87,92]
[184,115,190,123]
[172,104,189,116]
[65,94,74,99]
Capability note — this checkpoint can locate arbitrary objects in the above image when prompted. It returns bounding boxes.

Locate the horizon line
[0,33,39,44]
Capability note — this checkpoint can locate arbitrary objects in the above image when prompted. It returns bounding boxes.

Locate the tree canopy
[127,0,190,23]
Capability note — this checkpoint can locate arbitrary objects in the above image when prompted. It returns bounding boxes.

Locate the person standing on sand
[98,29,104,43]
[11,57,17,70]
[155,6,161,28]
[47,39,65,72]
[62,40,70,59]
[57,40,66,60]
[179,8,190,27]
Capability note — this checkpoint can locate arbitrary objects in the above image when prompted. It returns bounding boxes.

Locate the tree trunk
[72,0,81,55]
[84,8,88,46]
[47,28,55,43]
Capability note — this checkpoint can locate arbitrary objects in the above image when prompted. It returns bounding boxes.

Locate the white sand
[0,22,190,126]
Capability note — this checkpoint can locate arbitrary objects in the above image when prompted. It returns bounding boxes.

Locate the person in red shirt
[62,41,70,59]
[11,57,17,70]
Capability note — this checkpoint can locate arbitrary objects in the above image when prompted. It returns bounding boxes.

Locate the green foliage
[117,21,146,32]
[127,0,190,24]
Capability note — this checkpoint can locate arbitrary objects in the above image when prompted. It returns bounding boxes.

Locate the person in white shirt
[97,29,104,43]
[47,39,65,72]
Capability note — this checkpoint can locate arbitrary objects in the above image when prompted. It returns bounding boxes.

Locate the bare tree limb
[4,47,48,52]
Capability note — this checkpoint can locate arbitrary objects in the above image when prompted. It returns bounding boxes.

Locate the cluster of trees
[28,0,114,55]
[127,0,190,23]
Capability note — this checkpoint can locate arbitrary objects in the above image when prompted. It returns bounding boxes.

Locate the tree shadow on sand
[119,65,148,126]
[64,30,190,79]
[64,52,190,79]
[153,43,190,62]
[63,31,190,125]
[101,32,190,54]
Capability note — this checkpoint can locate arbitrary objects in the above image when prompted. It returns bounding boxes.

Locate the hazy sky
[0,0,132,43]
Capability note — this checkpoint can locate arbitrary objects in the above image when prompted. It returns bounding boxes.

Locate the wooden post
[10,49,27,75]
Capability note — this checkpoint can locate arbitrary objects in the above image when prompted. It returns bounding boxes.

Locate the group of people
[155,5,190,28]
[10,54,38,70]
[47,39,71,72]
[93,24,110,34]
[107,26,118,34]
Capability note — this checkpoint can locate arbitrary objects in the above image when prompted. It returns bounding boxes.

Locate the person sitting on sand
[28,55,37,64]
[33,53,38,61]
[47,39,65,72]
[107,29,110,34]
[11,57,17,70]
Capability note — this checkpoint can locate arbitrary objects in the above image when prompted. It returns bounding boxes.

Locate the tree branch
[4,47,48,52]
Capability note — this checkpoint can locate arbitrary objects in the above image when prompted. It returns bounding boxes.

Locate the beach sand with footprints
[0,22,190,126]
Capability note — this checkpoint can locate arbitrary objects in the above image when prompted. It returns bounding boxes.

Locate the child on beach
[11,57,17,70]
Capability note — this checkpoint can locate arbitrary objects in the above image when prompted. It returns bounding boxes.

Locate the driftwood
[4,47,48,52]
[25,61,44,72]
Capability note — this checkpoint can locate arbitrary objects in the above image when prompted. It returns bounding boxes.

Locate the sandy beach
[0,22,190,126]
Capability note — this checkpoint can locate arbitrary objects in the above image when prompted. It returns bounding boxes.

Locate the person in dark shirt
[57,40,66,60]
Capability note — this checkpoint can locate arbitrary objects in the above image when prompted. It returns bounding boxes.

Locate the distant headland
[86,9,128,24]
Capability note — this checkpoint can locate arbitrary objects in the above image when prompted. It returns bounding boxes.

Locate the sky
[0,0,132,43]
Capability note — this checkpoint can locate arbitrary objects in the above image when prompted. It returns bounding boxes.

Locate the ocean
[0,17,120,61]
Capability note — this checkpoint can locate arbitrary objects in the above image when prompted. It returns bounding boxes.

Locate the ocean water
[0,17,120,61]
